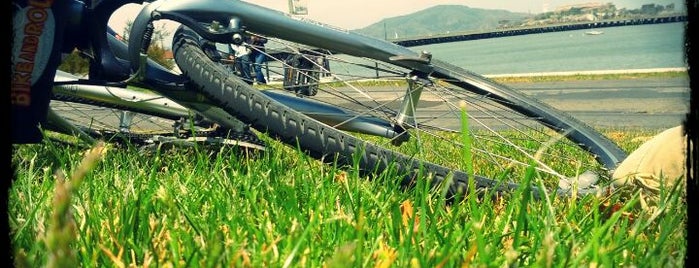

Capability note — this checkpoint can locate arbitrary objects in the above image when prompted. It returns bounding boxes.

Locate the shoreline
[484,68,688,83]
[267,68,688,86]
[484,67,687,78]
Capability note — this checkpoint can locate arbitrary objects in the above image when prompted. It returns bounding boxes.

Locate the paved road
[311,76,690,131]
[506,77,690,130]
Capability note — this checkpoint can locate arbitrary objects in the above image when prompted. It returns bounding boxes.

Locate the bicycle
[14,0,629,200]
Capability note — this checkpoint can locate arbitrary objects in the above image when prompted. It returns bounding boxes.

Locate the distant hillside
[353,5,531,40]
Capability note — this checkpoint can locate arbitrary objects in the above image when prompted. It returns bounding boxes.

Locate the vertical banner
[11,0,70,143]
[288,0,308,15]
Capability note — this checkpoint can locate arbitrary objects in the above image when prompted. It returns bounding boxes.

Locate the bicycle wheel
[47,72,265,150]
[172,27,627,198]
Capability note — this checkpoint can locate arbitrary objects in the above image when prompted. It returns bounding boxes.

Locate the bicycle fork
[395,73,431,128]
[389,73,433,145]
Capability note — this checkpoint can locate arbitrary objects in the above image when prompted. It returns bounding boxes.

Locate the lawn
[8,126,686,267]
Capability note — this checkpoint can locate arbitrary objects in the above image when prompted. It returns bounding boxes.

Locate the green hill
[352,5,531,40]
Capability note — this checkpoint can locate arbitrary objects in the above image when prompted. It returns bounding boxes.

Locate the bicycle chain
[87,126,266,149]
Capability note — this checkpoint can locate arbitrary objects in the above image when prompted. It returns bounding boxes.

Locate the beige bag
[612,125,687,190]
[611,125,687,208]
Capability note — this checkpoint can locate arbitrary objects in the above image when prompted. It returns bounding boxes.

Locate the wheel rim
[246,36,624,186]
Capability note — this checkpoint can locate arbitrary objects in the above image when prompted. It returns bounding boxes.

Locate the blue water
[411,22,688,75]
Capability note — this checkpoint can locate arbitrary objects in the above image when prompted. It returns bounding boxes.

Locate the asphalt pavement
[503,76,690,130]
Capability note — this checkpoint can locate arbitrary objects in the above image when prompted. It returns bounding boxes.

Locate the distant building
[554,2,606,12]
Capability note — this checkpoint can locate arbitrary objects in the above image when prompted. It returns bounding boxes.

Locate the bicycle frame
[54,71,191,120]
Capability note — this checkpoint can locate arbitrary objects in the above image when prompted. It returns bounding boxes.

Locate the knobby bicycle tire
[172,27,627,199]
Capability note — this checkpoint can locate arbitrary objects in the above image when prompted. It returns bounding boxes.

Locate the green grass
[8,127,686,267]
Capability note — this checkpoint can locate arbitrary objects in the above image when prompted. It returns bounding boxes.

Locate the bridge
[391,15,687,47]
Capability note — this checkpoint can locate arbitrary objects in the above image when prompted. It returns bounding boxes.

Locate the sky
[108,0,685,44]
[242,0,684,29]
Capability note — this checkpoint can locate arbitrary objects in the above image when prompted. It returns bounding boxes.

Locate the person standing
[249,35,268,85]
[228,41,253,85]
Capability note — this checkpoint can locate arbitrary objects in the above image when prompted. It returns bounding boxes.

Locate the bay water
[411,22,688,75]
